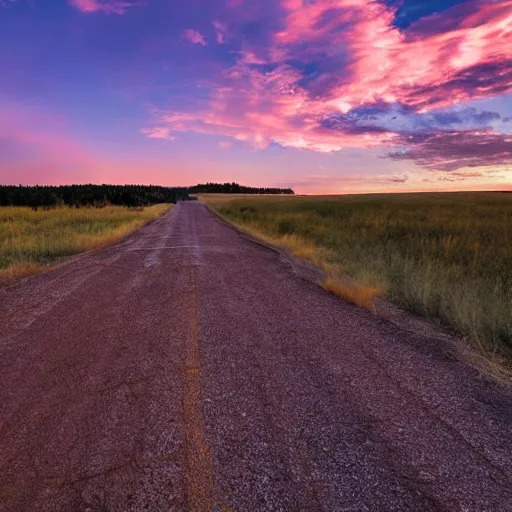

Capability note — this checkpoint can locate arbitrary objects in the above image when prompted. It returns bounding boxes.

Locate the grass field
[203,193,512,357]
[0,204,170,282]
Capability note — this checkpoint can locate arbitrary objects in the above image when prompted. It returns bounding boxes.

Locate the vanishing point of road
[1,202,511,511]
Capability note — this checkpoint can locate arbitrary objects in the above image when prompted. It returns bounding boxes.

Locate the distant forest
[0,182,294,209]
[189,182,294,195]
[0,185,189,209]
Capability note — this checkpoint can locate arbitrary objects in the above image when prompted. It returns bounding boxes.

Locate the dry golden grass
[0,204,170,283]
[0,262,42,282]
[202,193,512,359]
[320,277,384,310]
[206,196,383,310]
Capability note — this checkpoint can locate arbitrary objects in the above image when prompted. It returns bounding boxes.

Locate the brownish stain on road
[0,202,511,511]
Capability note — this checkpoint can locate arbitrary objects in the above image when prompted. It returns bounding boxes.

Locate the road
[1,202,511,511]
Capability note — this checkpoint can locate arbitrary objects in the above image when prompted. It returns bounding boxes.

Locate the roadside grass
[202,193,512,359]
[0,204,170,282]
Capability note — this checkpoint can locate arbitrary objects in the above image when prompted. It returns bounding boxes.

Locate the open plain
[205,193,512,358]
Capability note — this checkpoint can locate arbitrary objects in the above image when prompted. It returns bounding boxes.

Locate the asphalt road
[1,202,511,512]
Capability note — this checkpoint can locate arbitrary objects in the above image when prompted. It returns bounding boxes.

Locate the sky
[0,0,511,194]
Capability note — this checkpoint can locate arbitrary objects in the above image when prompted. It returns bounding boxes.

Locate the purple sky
[1,0,511,193]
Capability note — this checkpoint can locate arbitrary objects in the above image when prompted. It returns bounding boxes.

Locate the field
[203,193,512,357]
[0,204,170,282]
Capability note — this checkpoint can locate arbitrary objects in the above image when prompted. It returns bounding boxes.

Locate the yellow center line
[182,265,216,512]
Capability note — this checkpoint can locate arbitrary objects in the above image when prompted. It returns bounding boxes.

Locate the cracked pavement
[1,202,511,511]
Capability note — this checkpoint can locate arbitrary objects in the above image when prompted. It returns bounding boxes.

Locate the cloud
[147,66,397,152]
[144,0,512,173]
[321,104,507,136]
[68,0,139,14]
[275,171,410,193]
[183,29,208,46]
[274,0,512,110]
[140,127,174,140]
[213,21,228,44]
[420,166,508,183]
[384,173,409,183]
[388,131,512,171]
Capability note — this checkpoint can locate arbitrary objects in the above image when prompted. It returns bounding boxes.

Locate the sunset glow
[1,0,511,193]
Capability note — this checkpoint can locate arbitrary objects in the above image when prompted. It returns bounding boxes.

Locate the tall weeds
[0,204,170,281]
[205,193,512,355]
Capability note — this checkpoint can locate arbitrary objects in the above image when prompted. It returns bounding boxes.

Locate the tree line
[189,182,294,195]
[0,185,189,209]
[0,182,294,209]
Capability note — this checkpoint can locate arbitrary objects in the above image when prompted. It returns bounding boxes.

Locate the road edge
[0,204,174,290]
[203,202,512,386]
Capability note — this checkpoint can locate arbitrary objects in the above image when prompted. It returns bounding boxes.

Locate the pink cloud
[68,0,138,14]
[145,0,512,173]
[183,29,207,46]
[213,21,228,44]
[140,127,174,140]
[147,64,397,151]
[275,0,512,111]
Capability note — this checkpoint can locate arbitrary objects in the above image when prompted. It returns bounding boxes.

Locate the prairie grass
[0,204,170,282]
[203,193,512,356]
